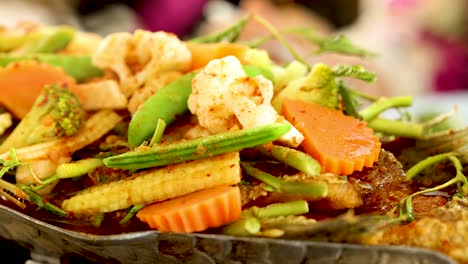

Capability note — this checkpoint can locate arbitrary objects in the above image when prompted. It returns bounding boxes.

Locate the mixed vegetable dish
[0,16,467,263]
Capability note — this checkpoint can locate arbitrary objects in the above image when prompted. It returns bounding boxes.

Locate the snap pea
[243,64,274,83]
[21,26,75,54]
[0,54,103,82]
[0,26,74,53]
[128,65,274,148]
[128,71,197,147]
[105,123,291,170]
[0,33,28,52]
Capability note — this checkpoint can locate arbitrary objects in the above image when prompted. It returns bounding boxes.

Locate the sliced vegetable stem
[33,158,104,191]
[406,152,454,180]
[223,215,261,236]
[22,188,68,216]
[359,96,413,122]
[92,214,105,228]
[349,89,379,102]
[56,158,104,179]
[255,144,321,176]
[367,118,424,138]
[421,107,457,129]
[252,200,309,219]
[241,163,328,198]
[120,204,145,225]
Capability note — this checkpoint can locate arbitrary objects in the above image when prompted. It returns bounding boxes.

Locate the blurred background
[0,0,467,104]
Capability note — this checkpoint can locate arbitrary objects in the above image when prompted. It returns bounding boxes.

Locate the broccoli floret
[272,63,339,112]
[0,83,85,153]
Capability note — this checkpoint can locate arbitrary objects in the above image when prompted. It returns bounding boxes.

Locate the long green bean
[106,123,291,170]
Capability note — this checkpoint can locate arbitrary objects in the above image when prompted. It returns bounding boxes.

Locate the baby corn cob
[0,110,121,161]
[62,152,241,214]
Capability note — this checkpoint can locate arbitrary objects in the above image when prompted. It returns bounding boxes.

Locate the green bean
[255,144,320,176]
[106,123,291,170]
[128,71,196,147]
[189,16,250,43]
[241,163,328,198]
[0,54,103,82]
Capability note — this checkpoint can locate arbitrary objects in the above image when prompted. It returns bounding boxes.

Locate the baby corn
[62,152,241,214]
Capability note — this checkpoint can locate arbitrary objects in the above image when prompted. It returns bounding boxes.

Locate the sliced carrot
[137,185,242,233]
[282,99,381,175]
[186,42,249,70]
[0,61,76,118]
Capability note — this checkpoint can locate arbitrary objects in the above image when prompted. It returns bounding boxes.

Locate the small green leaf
[312,35,376,57]
[333,65,377,83]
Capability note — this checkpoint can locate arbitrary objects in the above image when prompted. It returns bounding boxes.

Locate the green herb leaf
[312,35,376,57]
[333,65,377,83]
[0,149,25,178]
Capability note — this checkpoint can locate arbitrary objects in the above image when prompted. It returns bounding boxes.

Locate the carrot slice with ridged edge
[137,185,242,233]
[282,99,381,175]
[0,61,76,118]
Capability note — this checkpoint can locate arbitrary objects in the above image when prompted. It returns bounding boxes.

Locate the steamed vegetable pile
[0,17,467,260]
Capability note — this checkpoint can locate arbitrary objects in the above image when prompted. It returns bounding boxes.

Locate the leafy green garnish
[0,149,24,178]
[312,35,376,57]
[333,65,377,83]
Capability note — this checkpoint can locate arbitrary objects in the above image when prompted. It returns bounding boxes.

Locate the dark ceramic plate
[0,204,456,264]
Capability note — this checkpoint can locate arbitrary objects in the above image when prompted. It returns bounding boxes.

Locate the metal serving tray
[0,204,456,264]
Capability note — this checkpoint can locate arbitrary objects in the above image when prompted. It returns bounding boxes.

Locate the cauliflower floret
[188,56,304,147]
[92,30,191,97]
